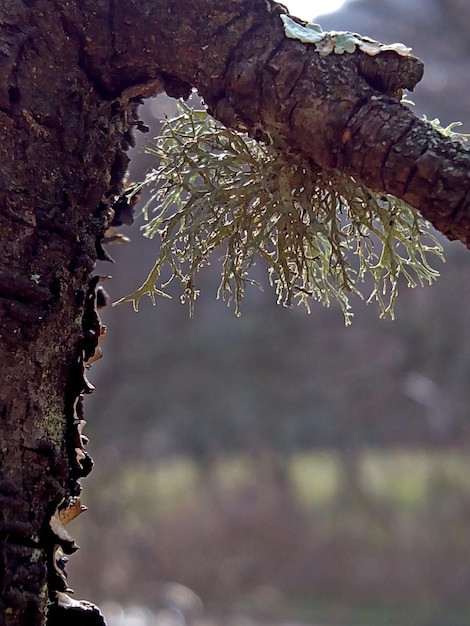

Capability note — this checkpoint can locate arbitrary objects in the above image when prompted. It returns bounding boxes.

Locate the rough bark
[63,0,470,246]
[0,2,140,624]
[1,1,470,625]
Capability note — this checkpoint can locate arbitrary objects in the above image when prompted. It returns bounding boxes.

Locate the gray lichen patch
[281,14,412,58]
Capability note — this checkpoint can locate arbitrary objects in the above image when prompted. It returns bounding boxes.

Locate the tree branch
[65,0,470,247]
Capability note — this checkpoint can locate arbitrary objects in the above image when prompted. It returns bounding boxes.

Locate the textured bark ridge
[0,2,139,624]
[1,1,470,625]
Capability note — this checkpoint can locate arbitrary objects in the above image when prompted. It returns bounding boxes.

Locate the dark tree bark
[0,3,139,624]
[1,1,470,625]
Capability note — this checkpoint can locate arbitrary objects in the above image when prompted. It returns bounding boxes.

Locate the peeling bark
[1,1,470,625]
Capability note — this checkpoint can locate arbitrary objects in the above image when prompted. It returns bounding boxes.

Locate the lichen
[280,14,412,58]
[115,103,443,323]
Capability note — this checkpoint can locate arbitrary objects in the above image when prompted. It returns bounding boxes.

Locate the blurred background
[69,1,470,624]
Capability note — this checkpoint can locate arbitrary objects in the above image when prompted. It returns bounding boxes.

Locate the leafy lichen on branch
[114,103,443,324]
[280,14,412,58]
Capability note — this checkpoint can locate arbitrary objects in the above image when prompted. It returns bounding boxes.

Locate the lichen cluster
[280,14,413,58]
[116,103,444,323]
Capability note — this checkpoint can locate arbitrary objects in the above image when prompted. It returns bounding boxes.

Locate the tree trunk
[2,1,470,625]
[0,3,141,624]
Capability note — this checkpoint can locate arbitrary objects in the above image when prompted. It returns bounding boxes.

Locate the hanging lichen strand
[116,103,445,324]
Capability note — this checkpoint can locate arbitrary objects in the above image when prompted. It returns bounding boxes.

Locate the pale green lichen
[115,103,444,324]
[423,116,470,141]
[279,15,325,45]
[403,96,470,142]
[280,14,412,57]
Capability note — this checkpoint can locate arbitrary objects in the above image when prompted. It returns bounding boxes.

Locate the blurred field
[71,447,470,626]
[106,448,470,515]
